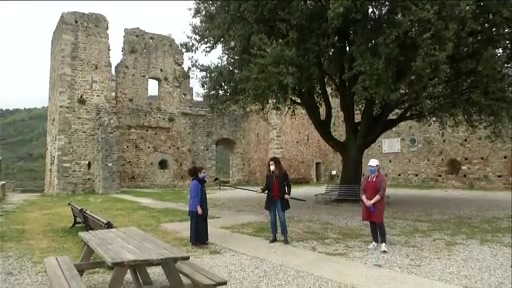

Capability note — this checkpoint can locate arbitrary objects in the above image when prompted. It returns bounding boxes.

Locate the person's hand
[365,200,373,207]
[197,207,203,215]
[284,194,290,200]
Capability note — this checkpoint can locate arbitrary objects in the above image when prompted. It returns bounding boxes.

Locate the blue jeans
[269,199,288,237]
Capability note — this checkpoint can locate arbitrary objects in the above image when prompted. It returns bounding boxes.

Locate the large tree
[184,1,512,185]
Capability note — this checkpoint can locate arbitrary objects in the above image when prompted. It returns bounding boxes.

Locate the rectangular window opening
[148,78,161,98]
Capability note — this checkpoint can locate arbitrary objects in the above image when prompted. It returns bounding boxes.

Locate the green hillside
[0,107,47,188]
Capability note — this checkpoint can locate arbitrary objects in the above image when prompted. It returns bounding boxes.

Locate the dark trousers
[189,211,209,245]
[269,199,288,237]
[369,221,386,244]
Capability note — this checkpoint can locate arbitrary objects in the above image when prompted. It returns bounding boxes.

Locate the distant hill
[0,107,47,188]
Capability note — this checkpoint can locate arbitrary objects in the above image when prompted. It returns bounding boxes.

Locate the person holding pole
[361,159,388,253]
[258,156,292,244]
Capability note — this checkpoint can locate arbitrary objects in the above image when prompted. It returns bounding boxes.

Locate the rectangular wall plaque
[382,138,401,153]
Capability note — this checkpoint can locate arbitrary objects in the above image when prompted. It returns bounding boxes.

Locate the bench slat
[44,257,69,288]
[176,262,216,286]
[44,256,85,288]
[57,256,85,288]
[176,261,227,287]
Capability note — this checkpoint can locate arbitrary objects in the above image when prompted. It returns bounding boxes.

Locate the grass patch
[224,218,366,243]
[224,218,366,256]
[0,194,215,262]
[122,189,189,204]
[393,215,512,246]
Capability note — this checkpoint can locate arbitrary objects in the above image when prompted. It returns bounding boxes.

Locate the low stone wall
[0,182,6,202]
[5,181,16,193]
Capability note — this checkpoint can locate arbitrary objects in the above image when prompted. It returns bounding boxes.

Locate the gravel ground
[209,186,512,288]
[0,250,350,288]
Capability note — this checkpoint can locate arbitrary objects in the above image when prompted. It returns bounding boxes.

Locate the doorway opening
[215,138,236,183]
[315,162,322,182]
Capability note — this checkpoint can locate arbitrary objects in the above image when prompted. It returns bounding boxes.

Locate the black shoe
[269,236,277,243]
[283,237,289,245]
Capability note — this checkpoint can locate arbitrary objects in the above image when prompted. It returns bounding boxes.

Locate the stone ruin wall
[277,100,511,189]
[366,122,511,188]
[45,12,120,195]
[45,12,511,195]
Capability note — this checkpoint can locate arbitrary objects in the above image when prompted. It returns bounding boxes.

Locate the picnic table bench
[68,202,115,231]
[176,261,228,287]
[43,226,228,288]
[44,256,85,288]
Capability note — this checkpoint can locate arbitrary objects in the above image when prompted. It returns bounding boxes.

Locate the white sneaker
[367,242,378,249]
[381,243,388,253]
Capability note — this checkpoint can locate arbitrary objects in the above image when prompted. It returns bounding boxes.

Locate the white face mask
[269,165,275,171]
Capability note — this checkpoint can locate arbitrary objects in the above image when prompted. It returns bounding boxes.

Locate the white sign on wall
[382,138,401,154]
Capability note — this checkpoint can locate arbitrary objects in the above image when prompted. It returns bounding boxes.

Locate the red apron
[361,175,385,223]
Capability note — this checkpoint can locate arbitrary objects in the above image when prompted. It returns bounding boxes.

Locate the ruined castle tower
[44,12,120,194]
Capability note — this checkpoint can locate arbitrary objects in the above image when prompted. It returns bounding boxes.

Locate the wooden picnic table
[78,226,190,288]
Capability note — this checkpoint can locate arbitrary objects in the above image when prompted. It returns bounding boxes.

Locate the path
[0,192,40,219]
[113,193,460,288]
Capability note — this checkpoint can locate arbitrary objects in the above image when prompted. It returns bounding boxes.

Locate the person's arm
[283,171,292,196]
[260,176,269,193]
[360,176,368,202]
[370,175,387,204]
[189,181,201,210]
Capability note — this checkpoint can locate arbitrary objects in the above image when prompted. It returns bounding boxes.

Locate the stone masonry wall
[114,28,195,188]
[46,12,511,193]
[45,12,120,194]
[273,107,511,189]
[363,122,511,189]
[44,14,64,194]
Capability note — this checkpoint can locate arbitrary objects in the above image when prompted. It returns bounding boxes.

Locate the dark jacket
[188,177,208,216]
[261,171,292,211]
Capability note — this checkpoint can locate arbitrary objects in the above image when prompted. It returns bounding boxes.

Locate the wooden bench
[68,202,86,229]
[176,260,228,287]
[44,256,85,288]
[82,210,115,231]
[314,184,390,204]
[67,202,115,231]
[314,184,361,203]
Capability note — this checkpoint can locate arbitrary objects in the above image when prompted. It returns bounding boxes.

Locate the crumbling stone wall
[114,28,195,187]
[114,27,270,187]
[45,12,120,194]
[45,11,511,194]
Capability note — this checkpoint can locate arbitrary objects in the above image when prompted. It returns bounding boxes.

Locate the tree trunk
[339,140,364,185]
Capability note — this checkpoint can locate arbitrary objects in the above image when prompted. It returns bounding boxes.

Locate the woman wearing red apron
[361,159,388,253]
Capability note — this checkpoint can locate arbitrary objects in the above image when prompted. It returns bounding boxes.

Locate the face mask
[269,165,275,172]
[369,167,377,175]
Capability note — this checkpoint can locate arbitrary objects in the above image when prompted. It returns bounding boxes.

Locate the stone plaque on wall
[382,138,401,154]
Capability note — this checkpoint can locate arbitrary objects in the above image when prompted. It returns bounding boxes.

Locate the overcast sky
[0,1,217,109]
